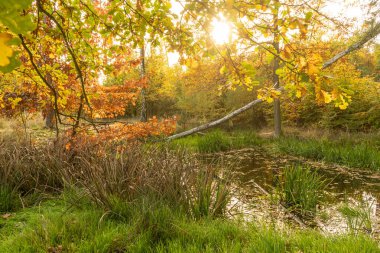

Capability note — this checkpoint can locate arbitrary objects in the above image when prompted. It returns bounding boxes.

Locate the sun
[211,15,231,45]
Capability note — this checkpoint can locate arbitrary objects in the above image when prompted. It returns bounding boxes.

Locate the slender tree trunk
[44,73,56,129]
[140,43,147,122]
[45,106,55,129]
[273,0,282,137]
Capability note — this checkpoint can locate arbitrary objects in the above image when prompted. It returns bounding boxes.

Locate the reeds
[279,165,326,218]
[0,137,231,219]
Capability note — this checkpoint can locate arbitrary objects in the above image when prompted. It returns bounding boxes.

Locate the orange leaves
[85,82,142,119]
[66,116,177,151]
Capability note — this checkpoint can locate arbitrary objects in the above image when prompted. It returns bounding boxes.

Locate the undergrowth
[171,130,263,153]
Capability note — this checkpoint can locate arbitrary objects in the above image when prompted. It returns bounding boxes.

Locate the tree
[164,0,380,139]
[0,0,178,142]
[1,0,379,143]
[167,21,380,140]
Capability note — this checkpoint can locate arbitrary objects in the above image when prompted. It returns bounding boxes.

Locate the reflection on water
[205,148,380,237]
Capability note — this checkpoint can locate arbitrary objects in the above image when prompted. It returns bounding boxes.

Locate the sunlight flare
[211,15,231,45]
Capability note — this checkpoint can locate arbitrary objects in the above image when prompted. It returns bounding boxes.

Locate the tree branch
[37,0,93,134]
[19,34,62,136]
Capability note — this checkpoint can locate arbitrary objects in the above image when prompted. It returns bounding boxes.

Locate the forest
[0,0,380,252]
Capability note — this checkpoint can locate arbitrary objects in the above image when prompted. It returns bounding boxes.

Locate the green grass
[339,202,373,234]
[0,185,20,213]
[170,129,380,171]
[170,130,264,153]
[276,137,380,171]
[279,165,327,218]
[0,192,379,253]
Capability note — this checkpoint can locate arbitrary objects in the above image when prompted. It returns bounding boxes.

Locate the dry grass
[0,137,231,219]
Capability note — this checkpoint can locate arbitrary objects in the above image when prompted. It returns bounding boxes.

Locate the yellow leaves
[258,87,281,104]
[316,87,351,110]
[186,58,199,69]
[307,62,319,77]
[282,45,292,59]
[219,65,227,75]
[226,0,234,9]
[299,57,307,69]
[321,90,332,103]
[289,20,298,29]
[9,97,22,109]
[0,33,13,67]
[335,94,351,110]
[338,102,349,110]
[296,90,302,98]
[266,96,274,103]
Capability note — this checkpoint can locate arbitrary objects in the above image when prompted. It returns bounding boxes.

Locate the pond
[205,148,380,238]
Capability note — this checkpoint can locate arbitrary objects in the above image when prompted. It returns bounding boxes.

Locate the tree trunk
[273,0,282,137]
[140,45,147,122]
[45,73,56,129]
[167,98,263,140]
[45,106,55,129]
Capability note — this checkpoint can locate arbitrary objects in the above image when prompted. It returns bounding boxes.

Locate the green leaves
[0,0,35,72]
[0,1,34,36]
[0,0,35,34]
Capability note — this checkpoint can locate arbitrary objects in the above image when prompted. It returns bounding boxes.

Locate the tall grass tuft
[279,165,326,218]
[339,201,373,235]
[197,130,231,153]
[0,137,232,219]
[58,144,232,220]
[0,185,19,212]
[187,167,230,219]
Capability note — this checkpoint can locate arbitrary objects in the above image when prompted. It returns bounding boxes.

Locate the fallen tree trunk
[322,22,380,69]
[167,98,263,140]
[167,23,380,141]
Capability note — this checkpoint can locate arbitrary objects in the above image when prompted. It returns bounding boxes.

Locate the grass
[0,193,378,253]
[339,201,373,235]
[276,137,380,171]
[170,129,264,153]
[0,136,232,221]
[170,129,380,171]
[0,131,379,252]
[278,165,327,218]
[0,185,19,213]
